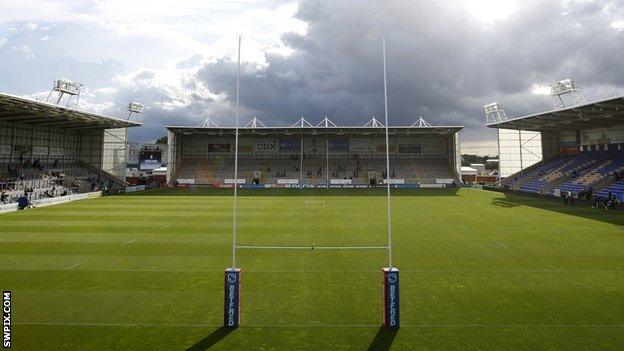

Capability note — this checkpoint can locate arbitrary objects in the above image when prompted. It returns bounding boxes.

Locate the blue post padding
[224,268,242,328]
[382,268,400,328]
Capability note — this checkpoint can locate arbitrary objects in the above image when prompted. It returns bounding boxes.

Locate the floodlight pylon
[46,78,83,108]
[484,102,508,124]
[550,79,587,110]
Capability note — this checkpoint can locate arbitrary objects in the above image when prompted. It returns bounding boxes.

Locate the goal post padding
[382,267,400,328]
[224,268,242,328]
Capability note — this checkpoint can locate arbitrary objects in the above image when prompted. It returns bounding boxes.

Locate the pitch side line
[2,268,623,273]
[236,245,389,250]
[120,238,137,247]
[13,322,624,328]
[65,262,81,270]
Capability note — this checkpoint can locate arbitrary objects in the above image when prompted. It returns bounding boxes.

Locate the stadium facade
[166,118,463,187]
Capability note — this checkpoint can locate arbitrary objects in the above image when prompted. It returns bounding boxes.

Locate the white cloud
[461,140,499,156]
[39,35,51,41]
[530,83,551,95]
[11,44,35,59]
[0,37,7,49]
[611,20,624,31]
[25,22,38,30]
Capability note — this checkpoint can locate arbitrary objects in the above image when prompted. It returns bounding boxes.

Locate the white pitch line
[236,245,389,250]
[186,214,194,218]
[65,262,81,271]
[12,322,624,328]
[494,241,509,248]
[120,238,137,247]
[457,224,469,231]
[3,267,622,273]
[548,264,560,270]
[159,224,171,229]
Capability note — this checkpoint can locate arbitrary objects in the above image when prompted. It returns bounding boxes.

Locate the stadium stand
[167,122,463,187]
[0,92,140,205]
[489,94,624,202]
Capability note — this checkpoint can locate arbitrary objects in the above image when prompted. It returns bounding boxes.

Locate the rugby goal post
[223,37,399,329]
[304,200,326,209]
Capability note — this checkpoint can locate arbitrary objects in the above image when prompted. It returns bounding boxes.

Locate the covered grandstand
[166,117,463,187]
[0,92,141,204]
[487,95,624,200]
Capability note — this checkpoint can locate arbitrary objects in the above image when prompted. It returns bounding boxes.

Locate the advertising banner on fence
[436,179,454,184]
[32,147,48,156]
[177,179,195,184]
[382,179,405,184]
[224,179,246,184]
[330,179,352,185]
[125,185,146,193]
[277,179,299,185]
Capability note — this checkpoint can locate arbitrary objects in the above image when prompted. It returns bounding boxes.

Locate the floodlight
[55,79,82,95]
[128,102,144,114]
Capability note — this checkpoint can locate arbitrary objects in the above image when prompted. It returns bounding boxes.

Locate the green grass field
[2,188,624,350]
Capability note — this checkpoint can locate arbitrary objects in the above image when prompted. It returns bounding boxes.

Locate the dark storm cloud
[107,0,624,150]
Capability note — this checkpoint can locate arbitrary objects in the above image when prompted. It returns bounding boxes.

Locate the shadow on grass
[491,198,520,208]
[186,327,234,351]
[367,327,398,351]
[492,192,624,227]
[119,188,460,197]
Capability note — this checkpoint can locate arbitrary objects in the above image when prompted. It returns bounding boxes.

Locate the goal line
[236,245,388,250]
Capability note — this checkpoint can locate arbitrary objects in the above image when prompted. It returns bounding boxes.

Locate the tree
[155,136,167,144]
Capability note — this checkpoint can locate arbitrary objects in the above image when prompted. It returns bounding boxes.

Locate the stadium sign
[223,268,241,328]
[49,147,64,156]
[32,146,48,156]
[398,143,421,154]
[224,179,246,184]
[277,179,299,185]
[330,179,352,185]
[177,179,195,184]
[255,139,278,153]
[382,179,405,184]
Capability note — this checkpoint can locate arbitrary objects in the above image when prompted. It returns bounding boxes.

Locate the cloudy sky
[1,0,624,154]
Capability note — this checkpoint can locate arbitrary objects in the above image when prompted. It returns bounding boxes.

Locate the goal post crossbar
[236,245,389,250]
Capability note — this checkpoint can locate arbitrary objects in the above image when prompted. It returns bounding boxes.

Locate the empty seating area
[172,156,457,185]
[1,158,120,205]
[504,151,624,198]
